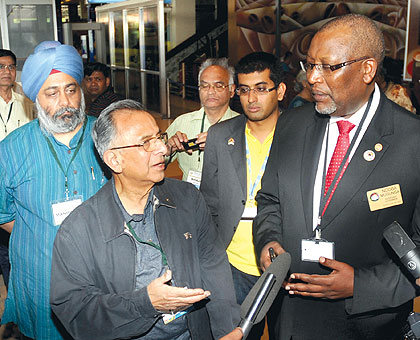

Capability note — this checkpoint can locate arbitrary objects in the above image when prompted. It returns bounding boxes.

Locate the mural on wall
[229,0,408,71]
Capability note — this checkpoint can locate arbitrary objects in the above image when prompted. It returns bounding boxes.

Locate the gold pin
[363,150,375,162]
[374,143,383,152]
[184,232,192,239]
[228,138,235,146]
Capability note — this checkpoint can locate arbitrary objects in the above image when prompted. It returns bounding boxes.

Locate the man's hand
[259,241,285,271]
[416,278,420,286]
[0,220,14,233]
[167,131,190,155]
[219,327,243,340]
[285,257,354,299]
[147,270,210,313]
[196,131,208,151]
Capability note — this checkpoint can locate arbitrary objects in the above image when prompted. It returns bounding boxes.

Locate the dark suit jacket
[200,115,247,248]
[253,94,420,340]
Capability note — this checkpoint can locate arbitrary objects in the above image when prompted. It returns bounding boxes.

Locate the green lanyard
[126,221,168,266]
[44,119,87,200]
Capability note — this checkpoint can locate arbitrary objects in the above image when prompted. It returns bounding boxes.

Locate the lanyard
[245,135,271,202]
[1,102,13,134]
[197,111,206,163]
[44,119,87,200]
[316,94,373,234]
[126,221,168,266]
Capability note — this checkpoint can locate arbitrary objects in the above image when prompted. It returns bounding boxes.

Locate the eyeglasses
[300,57,369,75]
[0,64,16,71]
[110,133,168,152]
[236,85,277,96]
[198,82,231,92]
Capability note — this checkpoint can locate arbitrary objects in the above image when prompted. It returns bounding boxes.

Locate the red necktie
[324,120,355,196]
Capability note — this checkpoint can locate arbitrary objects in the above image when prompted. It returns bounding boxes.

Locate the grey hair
[294,70,307,93]
[197,58,235,88]
[92,99,146,159]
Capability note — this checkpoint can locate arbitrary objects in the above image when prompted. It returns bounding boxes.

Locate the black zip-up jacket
[50,178,239,340]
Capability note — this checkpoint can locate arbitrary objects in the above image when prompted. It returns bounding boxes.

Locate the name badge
[366,184,403,212]
[187,170,202,189]
[241,206,257,220]
[51,196,82,226]
[301,238,335,262]
[162,306,192,325]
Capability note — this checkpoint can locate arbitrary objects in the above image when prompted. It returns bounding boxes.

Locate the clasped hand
[260,242,354,300]
[285,257,354,299]
[147,270,211,313]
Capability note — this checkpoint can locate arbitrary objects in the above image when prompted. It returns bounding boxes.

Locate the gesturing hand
[147,270,211,313]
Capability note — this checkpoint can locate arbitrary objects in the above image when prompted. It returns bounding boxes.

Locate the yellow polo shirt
[227,124,274,276]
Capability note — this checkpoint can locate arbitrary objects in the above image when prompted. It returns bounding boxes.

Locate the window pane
[7,4,55,70]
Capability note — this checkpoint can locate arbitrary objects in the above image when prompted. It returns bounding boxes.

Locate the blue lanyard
[245,135,271,202]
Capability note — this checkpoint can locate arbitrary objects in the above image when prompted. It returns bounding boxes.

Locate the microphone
[238,252,291,339]
[383,221,420,278]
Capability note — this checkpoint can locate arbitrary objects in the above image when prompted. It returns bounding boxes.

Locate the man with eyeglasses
[165,58,239,187]
[201,52,286,340]
[0,49,33,140]
[51,99,240,340]
[0,41,107,340]
[253,14,420,340]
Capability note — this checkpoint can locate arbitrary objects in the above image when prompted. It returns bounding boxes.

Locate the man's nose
[306,66,323,85]
[247,89,257,103]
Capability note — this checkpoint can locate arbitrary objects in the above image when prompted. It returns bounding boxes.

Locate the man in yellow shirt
[166,58,239,187]
[200,52,286,340]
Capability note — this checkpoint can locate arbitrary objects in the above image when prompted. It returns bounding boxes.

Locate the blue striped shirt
[0,116,107,339]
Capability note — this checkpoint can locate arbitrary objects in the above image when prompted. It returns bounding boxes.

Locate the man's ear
[229,84,236,98]
[103,149,122,174]
[276,82,287,102]
[106,77,111,88]
[362,58,378,85]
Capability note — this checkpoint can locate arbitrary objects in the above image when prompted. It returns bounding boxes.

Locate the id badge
[241,206,257,220]
[51,196,83,226]
[301,238,335,262]
[187,170,202,189]
[162,306,192,325]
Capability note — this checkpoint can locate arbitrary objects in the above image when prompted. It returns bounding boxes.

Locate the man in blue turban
[0,41,107,339]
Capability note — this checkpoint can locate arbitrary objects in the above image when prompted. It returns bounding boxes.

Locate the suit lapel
[301,114,328,236]
[321,95,394,229]
[227,115,247,198]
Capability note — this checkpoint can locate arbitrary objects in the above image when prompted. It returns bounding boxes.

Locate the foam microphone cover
[240,252,291,324]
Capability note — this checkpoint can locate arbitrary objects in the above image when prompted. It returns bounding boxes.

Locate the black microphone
[383,221,420,278]
[238,252,291,339]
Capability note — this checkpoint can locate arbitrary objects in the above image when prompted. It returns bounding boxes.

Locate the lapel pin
[363,150,375,162]
[184,232,192,239]
[374,143,383,152]
[228,138,235,146]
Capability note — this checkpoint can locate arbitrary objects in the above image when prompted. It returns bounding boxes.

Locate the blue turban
[21,41,83,102]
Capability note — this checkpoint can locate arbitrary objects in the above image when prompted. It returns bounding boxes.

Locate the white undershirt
[312,83,381,230]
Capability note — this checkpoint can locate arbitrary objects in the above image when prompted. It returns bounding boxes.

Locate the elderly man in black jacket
[50,99,239,340]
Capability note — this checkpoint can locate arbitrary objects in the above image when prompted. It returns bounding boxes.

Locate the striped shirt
[0,116,107,339]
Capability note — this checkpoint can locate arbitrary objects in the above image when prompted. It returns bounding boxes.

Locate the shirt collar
[111,178,155,223]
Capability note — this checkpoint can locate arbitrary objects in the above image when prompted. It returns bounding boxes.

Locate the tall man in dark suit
[253,14,420,340]
[200,52,286,339]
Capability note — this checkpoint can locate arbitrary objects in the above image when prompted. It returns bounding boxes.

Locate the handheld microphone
[383,221,420,278]
[238,252,291,339]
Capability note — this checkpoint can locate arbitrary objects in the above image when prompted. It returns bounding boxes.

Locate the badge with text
[301,238,335,262]
[366,184,403,212]
[186,170,202,189]
[51,197,83,226]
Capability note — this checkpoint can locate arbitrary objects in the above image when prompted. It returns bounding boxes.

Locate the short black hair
[0,49,17,64]
[235,52,285,87]
[84,62,110,78]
